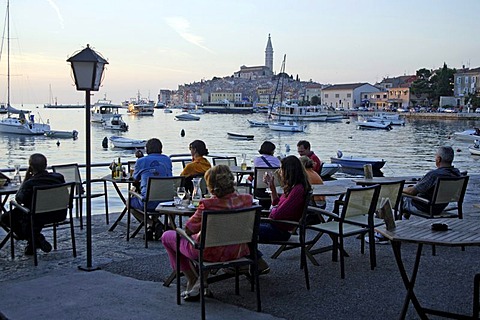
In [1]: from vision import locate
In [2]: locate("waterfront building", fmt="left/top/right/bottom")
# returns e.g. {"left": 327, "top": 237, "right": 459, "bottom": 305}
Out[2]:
{"left": 454, "top": 67, "right": 480, "bottom": 106}
{"left": 304, "top": 83, "right": 323, "bottom": 104}
{"left": 322, "top": 83, "right": 381, "bottom": 109}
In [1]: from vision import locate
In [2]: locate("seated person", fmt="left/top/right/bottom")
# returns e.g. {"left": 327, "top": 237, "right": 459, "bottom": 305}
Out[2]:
{"left": 130, "top": 138, "right": 172, "bottom": 239}
{"left": 402, "top": 146, "right": 461, "bottom": 218}
{"left": 297, "top": 140, "right": 322, "bottom": 175}
{"left": 0, "top": 153, "right": 65, "bottom": 255}
{"left": 181, "top": 140, "right": 211, "bottom": 193}
{"left": 299, "top": 156, "right": 325, "bottom": 209}
{"left": 161, "top": 165, "right": 253, "bottom": 301}
{"left": 258, "top": 155, "right": 311, "bottom": 272}
{"left": 253, "top": 141, "right": 281, "bottom": 168}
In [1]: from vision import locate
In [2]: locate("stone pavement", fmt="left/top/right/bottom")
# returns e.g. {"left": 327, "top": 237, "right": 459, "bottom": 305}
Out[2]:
{"left": 1, "top": 175, "right": 480, "bottom": 319}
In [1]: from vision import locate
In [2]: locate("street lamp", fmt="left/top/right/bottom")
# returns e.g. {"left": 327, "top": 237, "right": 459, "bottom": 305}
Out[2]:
{"left": 67, "top": 44, "right": 108, "bottom": 271}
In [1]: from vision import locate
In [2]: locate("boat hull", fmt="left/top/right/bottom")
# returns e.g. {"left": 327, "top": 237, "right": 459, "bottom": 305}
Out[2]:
{"left": 0, "top": 118, "right": 50, "bottom": 135}
{"left": 469, "top": 147, "right": 480, "bottom": 156}
{"left": 356, "top": 121, "right": 392, "bottom": 130}
{"left": 175, "top": 114, "right": 200, "bottom": 121}
{"left": 330, "top": 156, "right": 386, "bottom": 171}
{"left": 109, "top": 136, "right": 146, "bottom": 149}
{"left": 247, "top": 119, "right": 269, "bottom": 127}
{"left": 44, "top": 130, "right": 78, "bottom": 139}
{"left": 227, "top": 132, "right": 254, "bottom": 140}
{"left": 453, "top": 129, "right": 480, "bottom": 142}
{"left": 268, "top": 122, "right": 306, "bottom": 132}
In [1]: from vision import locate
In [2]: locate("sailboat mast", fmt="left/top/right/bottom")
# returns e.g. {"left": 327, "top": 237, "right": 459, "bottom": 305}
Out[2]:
{"left": 6, "top": 0, "right": 10, "bottom": 112}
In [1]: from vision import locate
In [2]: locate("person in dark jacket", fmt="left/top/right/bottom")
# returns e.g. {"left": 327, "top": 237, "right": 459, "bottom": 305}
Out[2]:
{"left": 0, "top": 153, "right": 65, "bottom": 255}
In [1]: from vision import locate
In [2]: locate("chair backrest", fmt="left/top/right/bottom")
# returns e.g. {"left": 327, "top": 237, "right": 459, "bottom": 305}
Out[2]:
{"left": 377, "top": 180, "right": 405, "bottom": 213}
{"left": 298, "top": 190, "right": 314, "bottom": 225}
{"left": 181, "top": 160, "right": 192, "bottom": 168}
{"left": 199, "top": 206, "right": 261, "bottom": 250}
{"left": 212, "top": 157, "right": 237, "bottom": 167}
{"left": 432, "top": 176, "right": 469, "bottom": 205}
{"left": 51, "top": 164, "right": 82, "bottom": 184}
{"left": 145, "top": 176, "right": 185, "bottom": 202}
{"left": 31, "top": 182, "right": 75, "bottom": 217}
{"left": 341, "top": 184, "right": 381, "bottom": 220}
{"left": 253, "top": 167, "right": 281, "bottom": 198}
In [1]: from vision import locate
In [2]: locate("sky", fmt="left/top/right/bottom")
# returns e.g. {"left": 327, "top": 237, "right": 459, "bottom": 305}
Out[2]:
{"left": 1, "top": 0, "right": 479, "bottom": 105}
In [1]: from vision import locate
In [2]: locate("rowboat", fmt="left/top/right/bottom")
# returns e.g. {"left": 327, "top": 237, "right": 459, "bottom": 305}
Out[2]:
{"left": 109, "top": 136, "right": 146, "bottom": 149}
{"left": 44, "top": 130, "right": 78, "bottom": 139}
{"left": 227, "top": 132, "right": 254, "bottom": 140}
{"left": 247, "top": 119, "right": 269, "bottom": 127}
{"left": 175, "top": 113, "right": 200, "bottom": 121}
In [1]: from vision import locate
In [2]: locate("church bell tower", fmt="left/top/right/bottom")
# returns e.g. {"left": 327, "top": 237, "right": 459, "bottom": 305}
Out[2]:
{"left": 265, "top": 34, "right": 274, "bottom": 72}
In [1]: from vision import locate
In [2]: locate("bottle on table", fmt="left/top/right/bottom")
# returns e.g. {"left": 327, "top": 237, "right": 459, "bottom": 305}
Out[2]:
{"left": 116, "top": 157, "right": 122, "bottom": 179}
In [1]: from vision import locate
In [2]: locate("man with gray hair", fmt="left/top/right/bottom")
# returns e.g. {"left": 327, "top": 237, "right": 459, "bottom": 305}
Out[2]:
{"left": 402, "top": 146, "right": 461, "bottom": 217}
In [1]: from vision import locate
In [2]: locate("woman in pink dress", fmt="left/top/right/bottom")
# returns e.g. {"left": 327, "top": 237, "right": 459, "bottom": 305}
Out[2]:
{"left": 161, "top": 165, "right": 253, "bottom": 300}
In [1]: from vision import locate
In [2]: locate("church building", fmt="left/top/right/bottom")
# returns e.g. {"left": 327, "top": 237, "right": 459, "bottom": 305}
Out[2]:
{"left": 233, "top": 34, "right": 274, "bottom": 79}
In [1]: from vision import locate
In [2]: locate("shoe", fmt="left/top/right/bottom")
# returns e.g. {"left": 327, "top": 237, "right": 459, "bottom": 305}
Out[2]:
{"left": 154, "top": 221, "right": 164, "bottom": 241}
{"left": 36, "top": 234, "right": 52, "bottom": 253}
{"left": 364, "top": 234, "right": 389, "bottom": 245}
{"left": 143, "top": 227, "right": 154, "bottom": 241}
{"left": 183, "top": 283, "right": 201, "bottom": 302}
{"left": 24, "top": 243, "right": 34, "bottom": 256}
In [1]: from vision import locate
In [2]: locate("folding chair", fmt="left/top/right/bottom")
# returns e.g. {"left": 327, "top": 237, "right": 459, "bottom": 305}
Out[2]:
{"left": 52, "top": 163, "right": 109, "bottom": 229}
{"left": 9, "top": 182, "right": 76, "bottom": 266}
{"left": 127, "top": 176, "right": 184, "bottom": 248}
{"left": 175, "top": 206, "right": 262, "bottom": 320}
{"left": 260, "top": 190, "right": 314, "bottom": 289}
{"left": 308, "top": 184, "right": 381, "bottom": 279}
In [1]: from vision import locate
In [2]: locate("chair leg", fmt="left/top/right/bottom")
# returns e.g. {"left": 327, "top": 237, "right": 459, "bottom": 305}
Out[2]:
{"left": 30, "top": 215, "right": 38, "bottom": 266}
{"left": 473, "top": 274, "right": 480, "bottom": 318}
{"left": 53, "top": 224, "right": 58, "bottom": 250}
{"left": 69, "top": 212, "right": 77, "bottom": 257}
{"left": 104, "top": 183, "right": 109, "bottom": 225}
{"left": 368, "top": 230, "right": 376, "bottom": 270}
{"left": 78, "top": 198, "right": 83, "bottom": 230}
{"left": 301, "top": 244, "right": 310, "bottom": 290}
{"left": 200, "top": 266, "right": 206, "bottom": 320}
{"left": 432, "top": 245, "right": 436, "bottom": 256}
{"left": 340, "top": 235, "right": 345, "bottom": 279}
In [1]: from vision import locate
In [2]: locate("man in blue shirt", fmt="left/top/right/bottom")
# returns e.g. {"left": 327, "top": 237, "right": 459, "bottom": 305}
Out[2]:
{"left": 402, "top": 146, "right": 461, "bottom": 217}
{"left": 130, "top": 138, "right": 172, "bottom": 240}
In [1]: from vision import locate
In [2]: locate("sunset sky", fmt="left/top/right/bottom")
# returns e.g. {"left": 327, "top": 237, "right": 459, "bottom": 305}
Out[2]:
{"left": 1, "top": 0, "right": 479, "bottom": 105}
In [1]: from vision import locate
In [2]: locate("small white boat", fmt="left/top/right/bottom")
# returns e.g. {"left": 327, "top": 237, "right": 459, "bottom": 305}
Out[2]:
{"left": 469, "top": 146, "right": 480, "bottom": 156}
{"left": 247, "top": 119, "right": 269, "bottom": 127}
{"left": 109, "top": 136, "right": 146, "bottom": 149}
{"left": 356, "top": 120, "right": 392, "bottom": 131}
{"left": 44, "top": 130, "right": 78, "bottom": 139}
{"left": 369, "top": 113, "right": 405, "bottom": 125}
{"left": 227, "top": 132, "right": 254, "bottom": 140}
{"left": 453, "top": 128, "right": 480, "bottom": 142}
{"left": 175, "top": 113, "right": 200, "bottom": 121}
{"left": 330, "top": 155, "right": 386, "bottom": 171}
{"left": 188, "top": 108, "right": 204, "bottom": 115}
{"left": 325, "top": 114, "right": 343, "bottom": 122}
{"left": 102, "top": 114, "right": 128, "bottom": 131}
{"left": 268, "top": 121, "right": 306, "bottom": 132}
{"left": 320, "top": 163, "right": 341, "bottom": 177}
{"left": 163, "top": 109, "right": 173, "bottom": 113}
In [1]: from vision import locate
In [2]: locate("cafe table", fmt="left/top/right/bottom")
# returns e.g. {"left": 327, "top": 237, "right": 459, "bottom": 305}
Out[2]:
{"left": 353, "top": 176, "right": 418, "bottom": 186}
{"left": 156, "top": 202, "right": 196, "bottom": 287}
{"left": 101, "top": 175, "right": 134, "bottom": 232}
{"left": 229, "top": 165, "right": 254, "bottom": 184}
{"left": 0, "top": 183, "right": 19, "bottom": 252}
{"left": 376, "top": 219, "right": 480, "bottom": 319}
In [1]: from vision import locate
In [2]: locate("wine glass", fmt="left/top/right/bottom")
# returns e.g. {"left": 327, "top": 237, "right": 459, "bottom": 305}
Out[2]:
{"left": 264, "top": 171, "right": 273, "bottom": 193}
{"left": 13, "top": 164, "right": 21, "bottom": 185}
{"left": 176, "top": 187, "right": 186, "bottom": 208}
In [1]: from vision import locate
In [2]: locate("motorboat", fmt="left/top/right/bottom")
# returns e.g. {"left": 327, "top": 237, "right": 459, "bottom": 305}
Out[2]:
{"left": 91, "top": 99, "right": 121, "bottom": 123}
{"left": 453, "top": 128, "right": 480, "bottom": 142}
{"left": 175, "top": 113, "right": 200, "bottom": 121}
{"left": 201, "top": 99, "right": 254, "bottom": 114}
{"left": 102, "top": 114, "right": 128, "bottom": 131}
{"left": 109, "top": 136, "right": 147, "bottom": 149}
{"left": 320, "top": 163, "right": 341, "bottom": 178}
{"left": 325, "top": 113, "right": 343, "bottom": 122}
{"left": 330, "top": 154, "right": 386, "bottom": 171}
{"left": 369, "top": 113, "right": 405, "bottom": 125}
{"left": 270, "top": 102, "right": 328, "bottom": 122}
{"left": 0, "top": 4, "right": 51, "bottom": 136}
{"left": 163, "top": 109, "right": 173, "bottom": 113}
{"left": 469, "top": 146, "right": 480, "bottom": 156}
{"left": 356, "top": 120, "right": 392, "bottom": 131}
{"left": 268, "top": 121, "right": 306, "bottom": 132}
{"left": 227, "top": 132, "right": 254, "bottom": 140}
{"left": 127, "top": 102, "right": 155, "bottom": 116}
{"left": 247, "top": 119, "right": 269, "bottom": 127}
{"left": 44, "top": 130, "right": 78, "bottom": 139}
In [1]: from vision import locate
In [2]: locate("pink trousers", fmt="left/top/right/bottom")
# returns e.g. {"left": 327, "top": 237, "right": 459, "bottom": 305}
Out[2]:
{"left": 161, "top": 230, "right": 199, "bottom": 272}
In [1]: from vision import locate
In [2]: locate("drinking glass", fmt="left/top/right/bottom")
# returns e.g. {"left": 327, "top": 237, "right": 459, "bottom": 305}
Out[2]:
{"left": 13, "top": 164, "right": 21, "bottom": 185}
{"left": 264, "top": 171, "right": 272, "bottom": 193}
{"left": 177, "top": 187, "right": 186, "bottom": 200}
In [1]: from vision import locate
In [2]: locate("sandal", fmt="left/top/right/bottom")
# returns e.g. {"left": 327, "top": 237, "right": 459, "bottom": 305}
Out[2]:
{"left": 183, "top": 286, "right": 200, "bottom": 302}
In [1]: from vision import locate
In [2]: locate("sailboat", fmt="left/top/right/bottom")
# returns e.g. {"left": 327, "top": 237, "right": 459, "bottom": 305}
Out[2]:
{"left": 267, "top": 55, "right": 306, "bottom": 132}
{"left": 0, "top": 0, "right": 51, "bottom": 135}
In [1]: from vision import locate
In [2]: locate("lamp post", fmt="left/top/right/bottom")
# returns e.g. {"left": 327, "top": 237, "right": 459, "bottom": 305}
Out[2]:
{"left": 67, "top": 44, "right": 108, "bottom": 271}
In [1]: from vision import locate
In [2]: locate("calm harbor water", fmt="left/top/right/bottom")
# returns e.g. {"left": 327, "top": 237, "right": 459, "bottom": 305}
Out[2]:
{"left": 1, "top": 106, "right": 479, "bottom": 214}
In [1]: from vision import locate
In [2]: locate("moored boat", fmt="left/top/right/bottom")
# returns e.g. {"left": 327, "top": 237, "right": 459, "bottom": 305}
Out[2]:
{"left": 270, "top": 103, "right": 328, "bottom": 122}
{"left": 356, "top": 120, "right": 392, "bottom": 131}
{"left": 469, "top": 146, "right": 480, "bottom": 156}
{"left": 330, "top": 155, "right": 386, "bottom": 171}
{"left": 91, "top": 99, "right": 121, "bottom": 123}
{"left": 247, "top": 119, "right": 269, "bottom": 127}
{"left": 102, "top": 114, "right": 128, "bottom": 131}
{"left": 453, "top": 128, "right": 480, "bottom": 142}
{"left": 268, "top": 121, "right": 306, "bottom": 132}
{"left": 44, "top": 130, "right": 78, "bottom": 139}
{"left": 227, "top": 132, "right": 254, "bottom": 140}
{"left": 369, "top": 113, "right": 405, "bottom": 125}
{"left": 109, "top": 136, "right": 146, "bottom": 149}
{"left": 201, "top": 100, "right": 254, "bottom": 114}
{"left": 175, "top": 113, "right": 200, "bottom": 121}
{"left": 320, "top": 163, "right": 341, "bottom": 178}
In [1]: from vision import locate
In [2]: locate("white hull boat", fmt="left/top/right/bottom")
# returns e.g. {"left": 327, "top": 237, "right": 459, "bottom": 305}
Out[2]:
{"left": 102, "top": 115, "right": 128, "bottom": 131}
{"left": 270, "top": 103, "right": 328, "bottom": 122}
{"left": 325, "top": 114, "right": 343, "bottom": 122}
{"left": 91, "top": 99, "right": 121, "bottom": 123}
{"left": 247, "top": 119, "right": 269, "bottom": 127}
{"left": 369, "top": 113, "right": 405, "bottom": 125}
{"left": 268, "top": 121, "right": 306, "bottom": 132}
{"left": 227, "top": 132, "right": 254, "bottom": 140}
{"left": 356, "top": 120, "right": 392, "bottom": 130}
{"left": 44, "top": 130, "right": 78, "bottom": 139}
{"left": 469, "top": 146, "right": 480, "bottom": 156}
{"left": 0, "top": 116, "right": 50, "bottom": 135}
{"left": 453, "top": 129, "right": 480, "bottom": 142}
{"left": 109, "top": 136, "right": 146, "bottom": 149}
{"left": 175, "top": 113, "right": 200, "bottom": 121}
{"left": 128, "top": 103, "right": 155, "bottom": 116}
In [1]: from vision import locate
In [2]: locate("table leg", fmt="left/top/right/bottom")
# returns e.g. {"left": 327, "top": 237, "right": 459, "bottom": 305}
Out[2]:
{"left": 391, "top": 242, "right": 428, "bottom": 320}
{"left": 107, "top": 181, "right": 128, "bottom": 232}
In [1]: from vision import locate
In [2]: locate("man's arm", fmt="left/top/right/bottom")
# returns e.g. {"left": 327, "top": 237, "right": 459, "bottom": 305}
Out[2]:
{"left": 403, "top": 185, "right": 418, "bottom": 196}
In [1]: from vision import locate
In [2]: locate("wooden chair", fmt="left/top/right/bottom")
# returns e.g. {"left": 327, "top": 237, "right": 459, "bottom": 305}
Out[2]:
{"left": 52, "top": 163, "right": 109, "bottom": 229}
{"left": 127, "top": 176, "right": 184, "bottom": 248}
{"left": 9, "top": 182, "right": 76, "bottom": 266}
{"left": 175, "top": 206, "right": 262, "bottom": 320}
{"left": 260, "top": 190, "right": 314, "bottom": 289}
{"left": 308, "top": 184, "right": 381, "bottom": 279}
{"left": 401, "top": 175, "right": 469, "bottom": 219}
